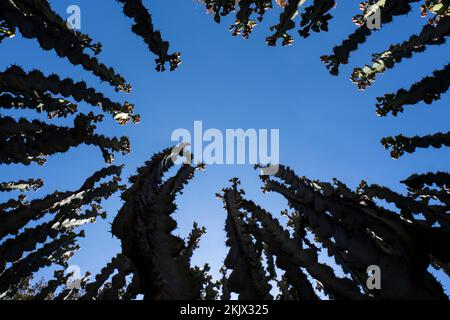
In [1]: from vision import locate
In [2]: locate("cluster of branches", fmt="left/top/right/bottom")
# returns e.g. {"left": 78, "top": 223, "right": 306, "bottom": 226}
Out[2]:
{"left": 199, "top": 0, "right": 450, "bottom": 159}
{"left": 0, "top": 0, "right": 181, "bottom": 88}
{"left": 249, "top": 165, "right": 449, "bottom": 299}
{"left": 198, "top": 0, "right": 336, "bottom": 44}
{"left": 0, "top": 166, "right": 124, "bottom": 299}
{"left": 79, "top": 149, "right": 449, "bottom": 300}
{"left": 0, "top": 0, "right": 130, "bottom": 92}
{"left": 0, "top": 64, "right": 137, "bottom": 165}
{"left": 342, "top": 1, "right": 450, "bottom": 159}
{"left": 0, "top": 0, "right": 148, "bottom": 171}
{"left": 0, "top": 0, "right": 181, "bottom": 298}
{"left": 77, "top": 148, "right": 213, "bottom": 300}
{"left": 2, "top": 143, "right": 448, "bottom": 300}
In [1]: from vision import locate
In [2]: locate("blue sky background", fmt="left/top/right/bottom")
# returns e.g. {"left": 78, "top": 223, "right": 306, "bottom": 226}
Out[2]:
{"left": 1, "top": 0, "right": 449, "bottom": 295}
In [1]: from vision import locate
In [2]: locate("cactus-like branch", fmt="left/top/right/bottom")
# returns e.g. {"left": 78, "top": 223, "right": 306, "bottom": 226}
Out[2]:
{"left": 0, "top": 231, "right": 82, "bottom": 294}
{"left": 402, "top": 171, "right": 450, "bottom": 190}
{"left": 0, "top": 113, "right": 131, "bottom": 165}
{"left": 322, "top": 0, "right": 421, "bottom": 75}
{"left": 0, "top": 66, "right": 138, "bottom": 124}
{"left": 116, "top": 0, "right": 181, "bottom": 72}
{"left": 298, "top": 0, "right": 335, "bottom": 38}
{"left": 376, "top": 63, "right": 450, "bottom": 116}
{"left": 0, "top": 165, "right": 123, "bottom": 239}
{"left": 266, "top": 0, "right": 302, "bottom": 46}
{"left": 221, "top": 182, "right": 273, "bottom": 300}
{"left": 17, "top": 0, "right": 102, "bottom": 54}
{"left": 0, "top": 205, "right": 108, "bottom": 273}
{"left": 0, "top": 93, "right": 78, "bottom": 119}
{"left": 180, "top": 222, "right": 207, "bottom": 265}
{"left": 80, "top": 254, "right": 123, "bottom": 300}
{"left": 230, "top": 0, "right": 256, "bottom": 39}
{"left": 95, "top": 254, "right": 135, "bottom": 300}
{"left": 34, "top": 270, "right": 71, "bottom": 300}
{"left": 358, "top": 181, "right": 449, "bottom": 229}
{"left": 111, "top": 147, "right": 202, "bottom": 300}
{"left": 202, "top": 0, "right": 237, "bottom": 23}
{"left": 352, "top": 16, "right": 450, "bottom": 90}
{"left": 381, "top": 131, "right": 450, "bottom": 159}
{"left": 401, "top": 172, "right": 449, "bottom": 209}
{"left": 201, "top": 0, "right": 335, "bottom": 44}
{"left": 0, "top": 0, "right": 130, "bottom": 92}
{"left": 261, "top": 165, "right": 448, "bottom": 299}
{"left": 0, "top": 179, "right": 43, "bottom": 192}
{"left": 421, "top": 0, "right": 450, "bottom": 24}
{"left": 241, "top": 197, "right": 367, "bottom": 299}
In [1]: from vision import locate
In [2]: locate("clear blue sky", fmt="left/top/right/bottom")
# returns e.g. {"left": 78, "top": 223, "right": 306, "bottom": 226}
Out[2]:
{"left": 1, "top": 0, "right": 449, "bottom": 294}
